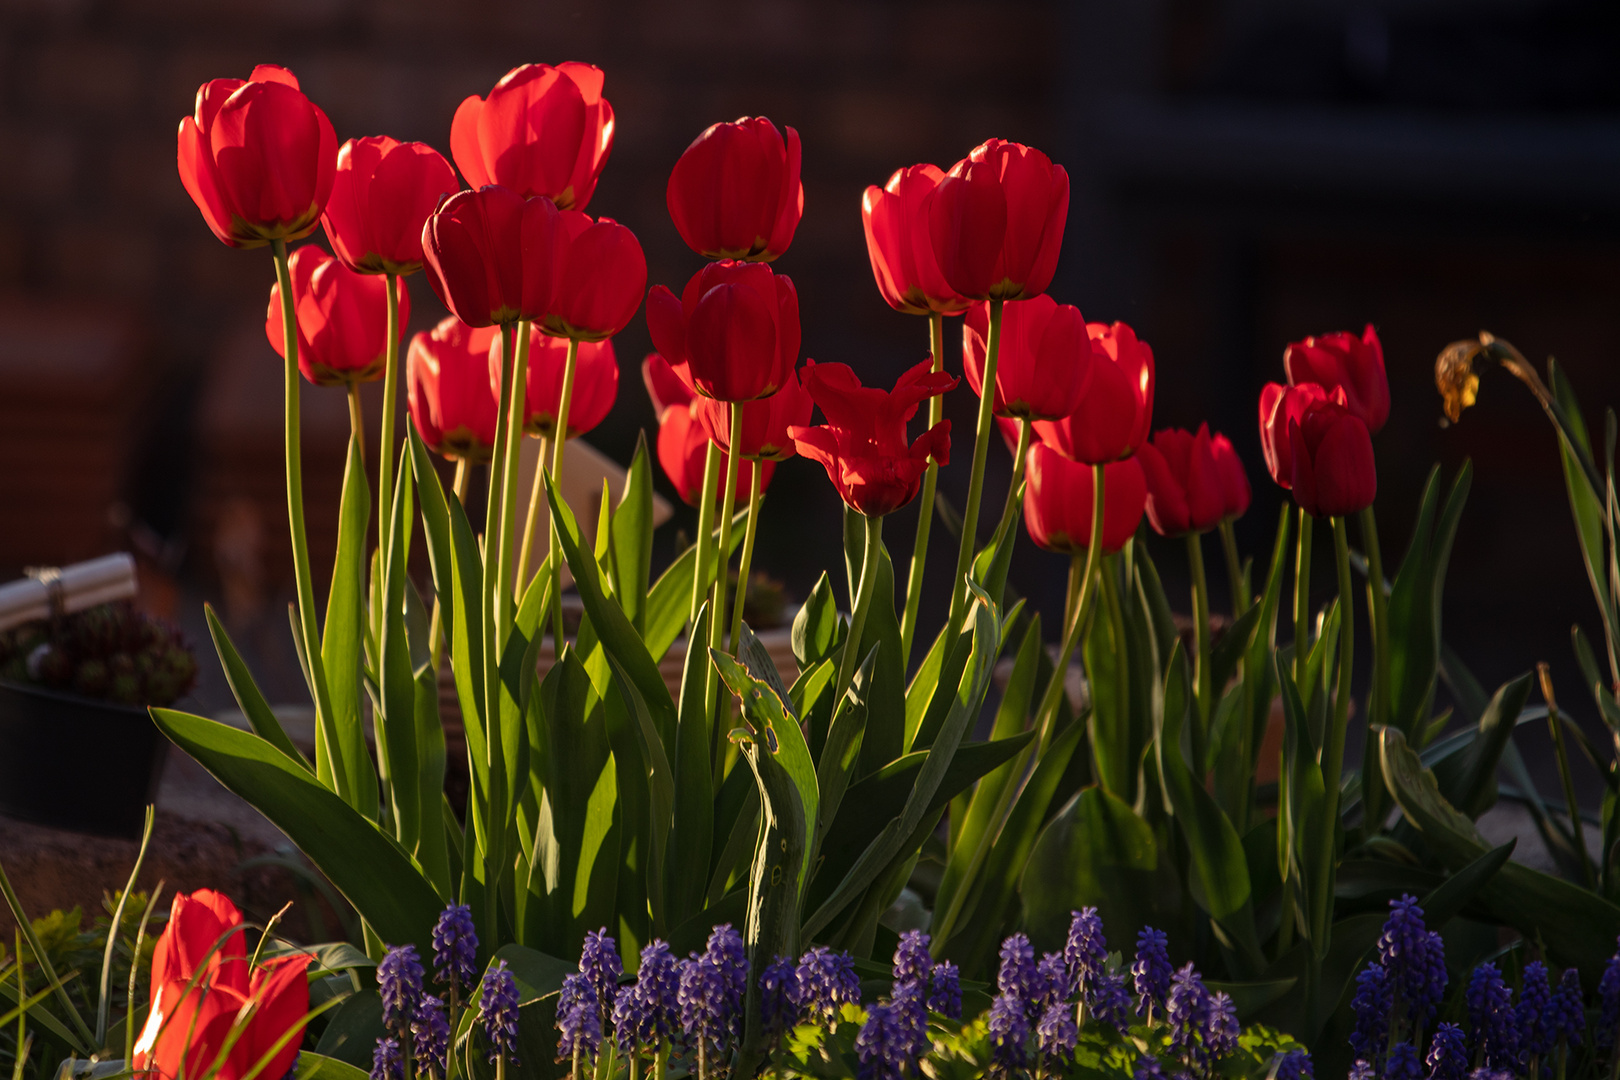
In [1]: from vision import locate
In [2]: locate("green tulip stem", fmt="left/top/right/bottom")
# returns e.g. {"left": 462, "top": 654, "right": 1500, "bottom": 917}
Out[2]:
{"left": 900, "top": 310, "right": 946, "bottom": 666}
{"left": 690, "top": 442, "right": 721, "bottom": 629}
{"left": 711, "top": 404, "right": 745, "bottom": 662}
{"left": 487, "top": 324, "right": 516, "bottom": 549}
{"left": 1360, "top": 504, "right": 1390, "bottom": 730}
{"left": 1187, "top": 530, "right": 1213, "bottom": 765}
{"left": 833, "top": 512, "right": 885, "bottom": 712}
{"left": 345, "top": 383, "right": 367, "bottom": 469}
{"left": 426, "top": 459, "right": 470, "bottom": 743}
{"left": 546, "top": 336, "right": 580, "bottom": 644}
{"left": 1219, "top": 517, "right": 1249, "bottom": 615}
{"left": 269, "top": 239, "right": 331, "bottom": 773}
{"left": 517, "top": 433, "right": 550, "bottom": 599}
{"left": 1317, "top": 514, "right": 1356, "bottom": 942}
{"left": 378, "top": 273, "right": 400, "bottom": 555}
{"left": 493, "top": 321, "right": 533, "bottom": 642}
{"left": 729, "top": 462, "right": 764, "bottom": 653}
{"left": 1293, "top": 508, "right": 1314, "bottom": 691}
{"left": 990, "top": 417, "right": 1033, "bottom": 546}
{"left": 1032, "top": 464, "right": 1107, "bottom": 755}
{"left": 947, "top": 298, "right": 1002, "bottom": 637}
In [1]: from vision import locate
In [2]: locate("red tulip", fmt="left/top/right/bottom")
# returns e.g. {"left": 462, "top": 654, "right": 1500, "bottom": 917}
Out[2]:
{"left": 1023, "top": 443, "right": 1146, "bottom": 555}
{"left": 963, "top": 296, "right": 1092, "bottom": 421}
{"left": 490, "top": 325, "right": 618, "bottom": 439}
{"left": 1210, "top": 431, "right": 1250, "bottom": 520}
{"left": 1284, "top": 323, "right": 1389, "bottom": 435}
{"left": 541, "top": 211, "right": 646, "bottom": 341}
{"left": 788, "top": 359, "right": 957, "bottom": 517}
{"left": 1136, "top": 425, "right": 1227, "bottom": 537}
{"left": 133, "top": 889, "right": 314, "bottom": 1080}
{"left": 321, "top": 136, "right": 459, "bottom": 276}
{"left": 861, "top": 164, "right": 970, "bottom": 317}
{"left": 926, "top": 138, "right": 1068, "bottom": 302}
{"left": 421, "top": 186, "right": 560, "bottom": 327}
{"left": 1258, "top": 382, "right": 1377, "bottom": 517}
{"left": 666, "top": 117, "right": 802, "bottom": 262}
{"left": 655, "top": 393, "right": 774, "bottom": 507}
{"left": 1032, "top": 320, "right": 1154, "bottom": 464}
{"left": 646, "top": 261, "right": 799, "bottom": 403}
{"left": 449, "top": 62, "right": 614, "bottom": 211}
{"left": 266, "top": 245, "right": 410, "bottom": 386}
{"left": 407, "top": 317, "right": 501, "bottom": 462}
{"left": 177, "top": 65, "right": 337, "bottom": 249}
{"left": 694, "top": 365, "right": 814, "bottom": 461}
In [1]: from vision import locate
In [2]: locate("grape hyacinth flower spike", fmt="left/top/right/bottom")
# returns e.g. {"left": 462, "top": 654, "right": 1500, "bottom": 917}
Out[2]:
{"left": 856, "top": 1000, "right": 923, "bottom": 1080}
{"left": 1375, "top": 894, "right": 1447, "bottom": 1043}
{"left": 557, "top": 973, "right": 603, "bottom": 1080}
{"left": 370, "top": 1038, "right": 403, "bottom": 1080}
{"left": 1466, "top": 962, "right": 1519, "bottom": 1071}
{"left": 613, "top": 940, "right": 681, "bottom": 1068}
{"left": 431, "top": 903, "right": 478, "bottom": 1000}
{"left": 795, "top": 946, "right": 861, "bottom": 1025}
{"left": 1425, "top": 1022, "right": 1467, "bottom": 1080}
{"left": 379, "top": 944, "right": 426, "bottom": 1036}
{"left": 480, "top": 959, "right": 522, "bottom": 1071}
{"left": 1035, "top": 1001, "right": 1078, "bottom": 1065}
{"left": 1348, "top": 963, "right": 1392, "bottom": 1068}
{"left": 1601, "top": 935, "right": 1620, "bottom": 1050}
{"left": 411, "top": 996, "right": 450, "bottom": 1080}
{"left": 1272, "top": 1047, "right": 1313, "bottom": 1080}
{"left": 579, "top": 927, "right": 625, "bottom": 1027}
{"left": 891, "top": 930, "right": 933, "bottom": 993}
{"left": 758, "top": 956, "right": 800, "bottom": 1048}
{"left": 1133, "top": 927, "right": 1173, "bottom": 1022}
{"left": 928, "top": 961, "right": 961, "bottom": 1019}
{"left": 997, "top": 933, "right": 1039, "bottom": 1004}
{"left": 986, "top": 991, "right": 1031, "bottom": 1077}
{"left": 1065, "top": 907, "right": 1108, "bottom": 998}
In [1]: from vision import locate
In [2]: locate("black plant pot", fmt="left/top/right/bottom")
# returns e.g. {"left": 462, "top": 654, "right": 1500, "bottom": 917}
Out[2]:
{"left": 0, "top": 679, "right": 167, "bottom": 838}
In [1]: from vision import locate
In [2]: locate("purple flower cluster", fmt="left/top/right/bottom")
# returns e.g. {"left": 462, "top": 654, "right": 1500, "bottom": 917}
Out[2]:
{"left": 1601, "top": 935, "right": 1620, "bottom": 1048}
{"left": 1166, "top": 963, "right": 1239, "bottom": 1075}
{"left": 410, "top": 996, "right": 450, "bottom": 1080}
{"left": 797, "top": 945, "right": 861, "bottom": 1023}
{"left": 373, "top": 905, "right": 493, "bottom": 1080}
{"left": 430, "top": 903, "right": 478, "bottom": 996}
{"left": 1349, "top": 962, "right": 1392, "bottom": 1067}
{"left": 612, "top": 940, "right": 681, "bottom": 1057}
{"left": 928, "top": 961, "right": 961, "bottom": 1019}
{"left": 1425, "top": 1022, "right": 1467, "bottom": 1080}
{"left": 578, "top": 928, "right": 624, "bottom": 1025}
{"left": 986, "top": 991, "right": 1030, "bottom": 1075}
{"left": 1376, "top": 895, "right": 1447, "bottom": 1030}
{"left": 480, "top": 959, "right": 522, "bottom": 1066}
{"left": 1466, "top": 962, "right": 1519, "bottom": 1071}
{"left": 1132, "top": 927, "right": 1173, "bottom": 1020}
{"left": 1065, "top": 908, "right": 1108, "bottom": 996}
{"left": 378, "top": 944, "right": 425, "bottom": 1033}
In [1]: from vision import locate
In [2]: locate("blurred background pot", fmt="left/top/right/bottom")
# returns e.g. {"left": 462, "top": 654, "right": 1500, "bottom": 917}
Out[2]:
{"left": 0, "top": 678, "right": 167, "bottom": 838}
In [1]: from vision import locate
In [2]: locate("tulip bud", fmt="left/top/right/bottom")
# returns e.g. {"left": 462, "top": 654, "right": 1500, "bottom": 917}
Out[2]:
{"left": 322, "top": 136, "right": 459, "bottom": 276}
{"left": 667, "top": 116, "right": 803, "bottom": 262}
{"left": 1209, "top": 432, "right": 1251, "bottom": 521}
{"left": 646, "top": 261, "right": 800, "bottom": 403}
{"left": 489, "top": 326, "right": 618, "bottom": 440}
{"left": 421, "top": 186, "right": 561, "bottom": 328}
{"left": 694, "top": 365, "right": 814, "bottom": 462}
{"left": 963, "top": 296, "right": 1092, "bottom": 421}
{"left": 926, "top": 138, "right": 1068, "bottom": 302}
{"left": 1258, "top": 382, "right": 1377, "bottom": 517}
{"left": 540, "top": 212, "right": 647, "bottom": 342}
{"left": 407, "top": 317, "right": 501, "bottom": 462}
{"left": 861, "top": 164, "right": 970, "bottom": 317}
{"left": 1022, "top": 444, "right": 1146, "bottom": 555}
{"left": 450, "top": 62, "right": 614, "bottom": 211}
{"left": 266, "top": 246, "right": 409, "bottom": 386}
{"left": 1284, "top": 324, "right": 1388, "bottom": 435}
{"left": 177, "top": 65, "right": 337, "bottom": 249}
{"left": 1137, "top": 425, "right": 1227, "bottom": 537}
{"left": 1032, "top": 320, "right": 1155, "bottom": 465}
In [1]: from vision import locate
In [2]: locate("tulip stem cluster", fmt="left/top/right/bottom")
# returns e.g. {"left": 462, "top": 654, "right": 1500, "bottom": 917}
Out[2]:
{"left": 1313, "top": 514, "right": 1357, "bottom": 944}
{"left": 899, "top": 311, "right": 948, "bottom": 666}
{"left": 1293, "top": 510, "right": 1314, "bottom": 692}
{"left": 494, "top": 321, "right": 535, "bottom": 641}
{"left": 833, "top": 514, "right": 885, "bottom": 715}
{"left": 710, "top": 404, "right": 746, "bottom": 664}
{"left": 947, "top": 299, "right": 1004, "bottom": 637}
{"left": 546, "top": 336, "right": 581, "bottom": 640}
{"left": 377, "top": 273, "right": 402, "bottom": 554}
{"left": 347, "top": 384, "right": 368, "bottom": 467}
{"left": 1186, "top": 531, "right": 1213, "bottom": 761}
{"left": 690, "top": 444, "right": 721, "bottom": 631}
{"left": 1219, "top": 519, "right": 1249, "bottom": 615}
{"left": 517, "top": 434, "right": 550, "bottom": 596}
{"left": 729, "top": 467, "right": 764, "bottom": 654}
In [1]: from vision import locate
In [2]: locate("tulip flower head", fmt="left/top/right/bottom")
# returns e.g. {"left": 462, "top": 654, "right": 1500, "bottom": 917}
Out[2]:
{"left": 694, "top": 364, "right": 814, "bottom": 462}
{"left": 789, "top": 360, "right": 958, "bottom": 518}
{"left": 667, "top": 116, "right": 803, "bottom": 263}
{"left": 421, "top": 185, "right": 561, "bottom": 328}
{"left": 1258, "top": 382, "right": 1377, "bottom": 518}
{"left": 926, "top": 138, "right": 1069, "bottom": 302}
{"left": 1032, "top": 320, "right": 1155, "bottom": 465}
{"left": 1209, "top": 432, "right": 1251, "bottom": 521}
{"left": 407, "top": 317, "right": 501, "bottom": 462}
{"left": 646, "top": 260, "right": 800, "bottom": 403}
{"left": 1284, "top": 323, "right": 1388, "bottom": 435}
{"left": 490, "top": 326, "right": 618, "bottom": 440}
{"left": 862, "top": 164, "right": 971, "bottom": 316}
{"left": 133, "top": 889, "right": 314, "bottom": 1080}
{"left": 647, "top": 354, "right": 774, "bottom": 508}
{"left": 322, "top": 136, "right": 459, "bottom": 276}
{"left": 1022, "top": 443, "right": 1147, "bottom": 555}
{"left": 450, "top": 62, "right": 614, "bottom": 211}
{"left": 266, "top": 246, "right": 410, "bottom": 386}
{"left": 177, "top": 65, "right": 337, "bottom": 249}
{"left": 1137, "top": 425, "right": 1228, "bottom": 537}
{"left": 540, "top": 211, "right": 647, "bottom": 342}
{"left": 963, "top": 296, "right": 1093, "bottom": 421}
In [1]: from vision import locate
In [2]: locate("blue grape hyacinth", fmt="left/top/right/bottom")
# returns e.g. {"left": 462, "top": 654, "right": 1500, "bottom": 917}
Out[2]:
{"left": 1035, "top": 1001, "right": 1078, "bottom": 1062}
{"left": 1465, "top": 962, "right": 1519, "bottom": 1071}
{"left": 1064, "top": 907, "right": 1108, "bottom": 994}
{"left": 796, "top": 946, "right": 861, "bottom": 1024}
{"left": 1548, "top": 966, "right": 1585, "bottom": 1049}
{"left": 997, "top": 933, "right": 1039, "bottom": 1003}
{"left": 1425, "top": 1021, "right": 1468, "bottom": 1080}
{"left": 410, "top": 995, "right": 450, "bottom": 1080}
{"left": 986, "top": 992, "right": 1030, "bottom": 1075}
{"left": 679, "top": 953, "right": 738, "bottom": 1066}
{"left": 892, "top": 930, "right": 933, "bottom": 992}
{"left": 480, "top": 959, "right": 522, "bottom": 1066}
{"left": 378, "top": 944, "right": 425, "bottom": 1034}
{"left": 855, "top": 1001, "right": 914, "bottom": 1080}
{"left": 1348, "top": 963, "right": 1392, "bottom": 1066}
{"left": 759, "top": 956, "right": 800, "bottom": 1040}
{"left": 1517, "top": 961, "right": 1554, "bottom": 1058}
{"left": 1133, "top": 927, "right": 1173, "bottom": 1020}
{"left": 927, "top": 960, "right": 961, "bottom": 1019}
{"left": 578, "top": 928, "right": 624, "bottom": 1025}
{"left": 1383, "top": 1041, "right": 1421, "bottom": 1080}
{"left": 369, "top": 1038, "right": 402, "bottom": 1080}
{"left": 1272, "top": 1047, "right": 1313, "bottom": 1080}
{"left": 1375, "top": 895, "right": 1446, "bottom": 1029}
{"left": 612, "top": 940, "right": 681, "bottom": 1058}
{"left": 1088, "top": 971, "right": 1133, "bottom": 1033}
{"left": 1036, "top": 951, "right": 1073, "bottom": 1007}
{"left": 430, "top": 903, "right": 477, "bottom": 995}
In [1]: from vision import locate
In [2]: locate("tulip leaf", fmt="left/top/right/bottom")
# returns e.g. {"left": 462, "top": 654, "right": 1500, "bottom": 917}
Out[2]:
{"left": 490, "top": 944, "right": 574, "bottom": 1005}
{"left": 812, "top": 645, "right": 877, "bottom": 859}
{"left": 644, "top": 507, "right": 749, "bottom": 663}
{"left": 311, "top": 990, "right": 384, "bottom": 1069}
{"left": 378, "top": 447, "right": 420, "bottom": 852}
{"left": 204, "top": 604, "right": 309, "bottom": 771}
{"left": 610, "top": 434, "right": 655, "bottom": 636}
{"left": 445, "top": 483, "right": 489, "bottom": 843}
{"left": 319, "top": 434, "right": 376, "bottom": 815}
{"left": 1387, "top": 462, "right": 1472, "bottom": 740}
{"left": 291, "top": 1051, "right": 370, "bottom": 1080}
{"left": 667, "top": 604, "right": 715, "bottom": 929}
{"left": 1429, "top": 671, "right": 1533, "bottom": 820}
{"left": 792, "top": 571, "right": 845, "bottom": 670}
{"left": 150, "top": 709, "right": 441, "bottom": 957}
{"left": 1380, "top": 726, "right": 1620, "bottom": 980}
{"left": 842, "top": 507, "right": 907, "bottom": 775}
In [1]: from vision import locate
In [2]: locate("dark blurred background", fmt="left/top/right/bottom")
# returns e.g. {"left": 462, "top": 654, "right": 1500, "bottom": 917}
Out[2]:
{"left": 2, "top": 0, "right": 1618, "bottom": 794}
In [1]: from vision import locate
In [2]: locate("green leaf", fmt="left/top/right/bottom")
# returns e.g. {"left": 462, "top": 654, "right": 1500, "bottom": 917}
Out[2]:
{"left": 1380, "top": 726, "right": 1620, "bottom": 980}
{"left": 321, "top": 433, "right": 377, "bottom": 817}
{"left": 312, "top": 990, "right": 384, "bottom": 1069}
{"left": 492, "top": 943, "right": 574, "bottom": 1004}
{"left": 812, "top": 646, "right": 876, "bottom": 856}
{"left": 291, "top": 1052, "right": 370, "bottom": 1080}
{"left": 151, "top": 710, "right": 441, "bottom": 956}
{"left": 843, "top": 507, "right": 907, "bottom": 775}
{"left": 204, "top": 605, "right": 309, "bottom": 770}
{"left": 1209, "top": 599, "right": 1264, "bottom": 702}
{"left": 610, "top": 433, "right": 655, "bottom": 636}
{"left": 444, "top": 486, "right": 489, "bottom": 844}
{"left": 644, "top": 507, "right": 749, "bottom": 663}
{"left": 1430, "top": 671, "right": 1533, "bottom": 819}
{"left": 791, "top": 571, "right": 845, "bottom": 670}
{"left": 668, "top": 604, "right": 715, "bottom": 929}
{"left": 605, "top": 651, "right": 677, "bottom": 933}
{"left": 407, "top": 421, "right": 456, "bottom": 650}
{"left": 1387, "top": 462, "right": 1472, "bottom": 738}
{"left": 378, "top": 447, "right": 421, "bottom": 851}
